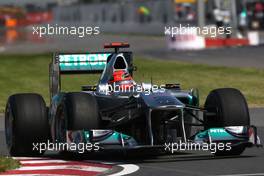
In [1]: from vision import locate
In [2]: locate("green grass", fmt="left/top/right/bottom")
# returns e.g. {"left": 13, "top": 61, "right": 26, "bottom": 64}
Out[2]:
{"left": 0, "top": 54, "right": 264, "bottom": 112}
{"left": 0, "top": 157, "right": 20, "bottom": 172}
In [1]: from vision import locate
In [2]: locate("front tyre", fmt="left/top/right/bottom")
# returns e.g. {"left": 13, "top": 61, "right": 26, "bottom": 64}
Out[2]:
{"left": 65, "top": 93, "right": 100, "bottom": 130}
{"left": 204, "top": 88, "right": 250, "bottom": 156}
{"left": 5, "top": 94, "right": 49, "bottom": 156}
{"left": 55, "top": 92, "right": 100, "bottom": 143}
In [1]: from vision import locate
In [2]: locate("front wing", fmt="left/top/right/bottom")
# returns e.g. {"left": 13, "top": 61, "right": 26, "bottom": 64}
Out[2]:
{"left": 65, "top": 126, "right": 261, "bottom": 152}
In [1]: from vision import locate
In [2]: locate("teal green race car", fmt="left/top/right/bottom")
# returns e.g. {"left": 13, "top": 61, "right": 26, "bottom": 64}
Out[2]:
{"left": 5, "top": 42, "right": 261, "bottom": 156}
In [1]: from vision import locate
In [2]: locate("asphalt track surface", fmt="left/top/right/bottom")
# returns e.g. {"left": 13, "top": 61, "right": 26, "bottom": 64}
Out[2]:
{"left": 1, "top": 108, "right": 264, "bottom": 176}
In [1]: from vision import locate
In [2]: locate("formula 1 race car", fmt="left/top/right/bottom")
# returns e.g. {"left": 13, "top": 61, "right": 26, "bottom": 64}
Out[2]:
{"left": 5, "top": 42, "right": 261, "bottom": 156}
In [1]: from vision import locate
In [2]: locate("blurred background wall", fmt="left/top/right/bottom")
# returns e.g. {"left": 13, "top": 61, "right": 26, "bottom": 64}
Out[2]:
{"left": 0, "top": 0, "right": 263, "bottom": 45}
{"left": 54, "top": 0, "right": 181, "bottom": 35}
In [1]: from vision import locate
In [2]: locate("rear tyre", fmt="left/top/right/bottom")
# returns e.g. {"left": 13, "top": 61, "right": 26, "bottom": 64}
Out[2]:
{"left": 204, "top": 88, "right": 250, "bottom": 156}
{"left": 5, "top": 94, "right": 49, "bottom": 156}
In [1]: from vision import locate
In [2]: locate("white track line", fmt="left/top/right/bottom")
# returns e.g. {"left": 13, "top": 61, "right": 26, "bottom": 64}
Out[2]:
{"left": 19, "top": 160, "right": 69, "bottom": 164}
{"left": 15, "top": 165, "right": 108, "bottom": 172}
{"left": 12, "top": 157, "right": 47, "bottom": 160}
{"left": 108, "top": 164, "right": 140, "bottom": 176}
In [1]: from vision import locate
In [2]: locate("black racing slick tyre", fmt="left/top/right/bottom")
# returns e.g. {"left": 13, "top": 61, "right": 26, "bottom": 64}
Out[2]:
{"left": 65, "top": 92, "right": 100, "bottom": 130}
{"left": 5, "top": 94, "right": 49, "bottom": 156}
{"left": 204, "top": 88, "right": 250, "bottom": 127}
{"left": 204, "top": 88, "right": 250, "bottom": 156}
{"left": 56, "top": 92, "right": 100, "bottom": 142}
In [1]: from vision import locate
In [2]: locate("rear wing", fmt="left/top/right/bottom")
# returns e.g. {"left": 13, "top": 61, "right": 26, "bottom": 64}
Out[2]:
{"left": 59, "top": 53, "right": 111, "bottom": 74}
{"left": 49, "top": 52, "right": 133, "bottom": 100}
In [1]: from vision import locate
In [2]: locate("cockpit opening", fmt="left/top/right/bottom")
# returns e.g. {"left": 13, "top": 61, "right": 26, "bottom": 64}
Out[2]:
{"left": 114, "top": 56, "right": 127, "bottom": 69}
